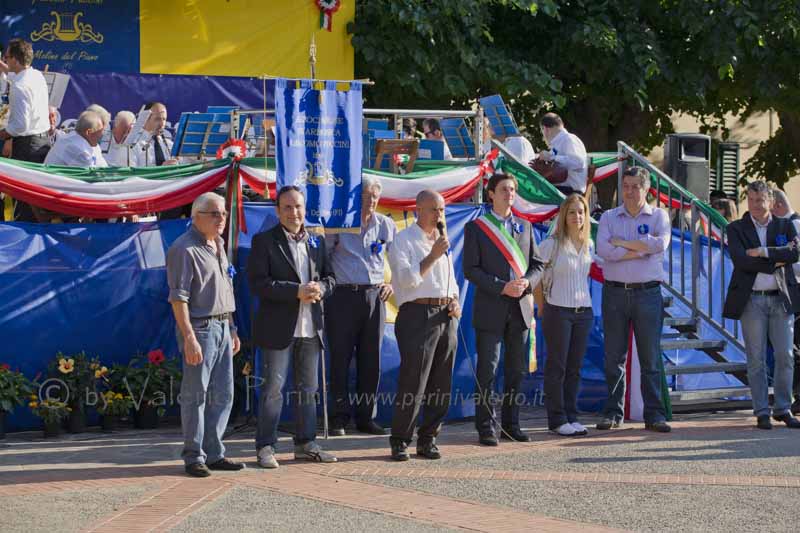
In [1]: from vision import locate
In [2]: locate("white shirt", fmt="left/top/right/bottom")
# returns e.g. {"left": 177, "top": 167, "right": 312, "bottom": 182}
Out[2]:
{"left": 44, "top": 131, "right": 108, "bottom": 168}
{"left": 503, "top": 135, "right": 536, "bottom": 163}
{"left": 4, "top": 67, "right": 50, "bottom": 137}
{"left": 388, "top": 222, "right": 459, "bottom": 307}
{"left": 548, "top": 128, "right": 588, "bottom": 193}
{"left": 283, "top": 228, "right": 315, "bottom": 338}
{"left": 752, "top": 215, "right": 779, "bottom": 291}
{"left": 48, "top": 128, "right": 65, "bottom": 147}
{"left": 136, "top": 134, "right": 174, "bottom": 167}
{"left": 538, "top": 237, "right": 595, "bottom": 308}
{"left": 105, "top": 134, "right": 132, "bottom": 167}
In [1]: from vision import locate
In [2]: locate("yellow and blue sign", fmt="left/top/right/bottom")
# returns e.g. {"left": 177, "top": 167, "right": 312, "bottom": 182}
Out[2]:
{"left": 0, "top": 1, "right": 354, "bottom": 79}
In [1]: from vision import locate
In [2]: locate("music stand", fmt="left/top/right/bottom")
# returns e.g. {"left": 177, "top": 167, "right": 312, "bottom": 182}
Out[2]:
{"left": 440, "top": 118, "right": 475, "bottom": 159}
{"left": 479, "top": 94, "right": 519, "bottom": 140}
{"left": 42, "top": 72, "right": 70, "bottom": 109}
{"left": 172, "top": 112, "right": 232, "bottom": 160}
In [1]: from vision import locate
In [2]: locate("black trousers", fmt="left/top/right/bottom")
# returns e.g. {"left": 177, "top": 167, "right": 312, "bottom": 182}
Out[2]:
{"left": 474, "top": 303, "right": 529, "bottom": 434}
{"left": 325, "top": 285, "right": 385, "bottom": 425}
{"left": 793, "top": 313, "right": 800, "bottom": 398}
{"left": 542, "top": 304, "right": 593, "bottom": 429}
{"left": 390, "top": 302, "right": 457, "bottom": 444}
{"left": 10, "top": 133, "right": 50, "bottom": 222}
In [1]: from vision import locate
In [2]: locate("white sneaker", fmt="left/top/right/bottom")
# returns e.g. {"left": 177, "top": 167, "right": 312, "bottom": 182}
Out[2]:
{"left": 294, "top": 441, "right": 338, "bottom": 463}
{"left": 551, "top": 423, "right": 577, "bottom": 436}
{"left": 256, "top": 445, "right": 279, "bottom": 469}
{"left": 570, "top": 422, "right": 588, "bottom": 435}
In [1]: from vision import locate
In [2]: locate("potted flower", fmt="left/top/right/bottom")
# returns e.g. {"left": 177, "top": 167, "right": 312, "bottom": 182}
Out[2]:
{"left": 125, "top": 349, "right": 181, "bottom": 429}
{"left": 0, "top": 363, "right": 35, "bottom": 439}
{"left": 48, "top": 352, "right": 99, "bottom": 433}
{"left": 97, "top": 390, "right": 134, "bottom": 431}
{"left": 29, "top": 397, "right": 71, "bottom": 438}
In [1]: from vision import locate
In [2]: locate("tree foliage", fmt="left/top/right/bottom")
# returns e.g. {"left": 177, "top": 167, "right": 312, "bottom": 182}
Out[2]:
{"left": 349, "top": 0, "right": 800, "bottom": 188}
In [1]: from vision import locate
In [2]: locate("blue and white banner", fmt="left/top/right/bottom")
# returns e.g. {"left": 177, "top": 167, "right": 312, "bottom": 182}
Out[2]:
{"left": 275, "top": 79, "right": 362, "bottom": 230}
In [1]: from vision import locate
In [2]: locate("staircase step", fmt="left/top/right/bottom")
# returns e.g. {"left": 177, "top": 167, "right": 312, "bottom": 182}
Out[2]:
{"left": 669, "top": 386, "right": 751, "bottom": 402}
{"left": 662, "top": 296, "right": 673, "bottom": 308}
{"left": 661, "top": 332, "right": 687, "bottom": 339}
{"left": 661, "top": 338, "right": 726, "bottom": 351}
{"left": 664, "top": 317, "right": 698, "bottom": 329}
{"left": 664, "top": 362, "right": 748, "bottom": 375}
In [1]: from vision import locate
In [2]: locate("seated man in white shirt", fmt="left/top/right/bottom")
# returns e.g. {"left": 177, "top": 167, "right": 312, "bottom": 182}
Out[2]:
{"left": 45, "top": 110, "right": 108, "bottom": 168}
{"left": 104, "top": 110, "right": 136, "bottom": 167}
{"left": 537, "top": 113, "right": 588, "bottom": 196}
{"left": 422, "top": 118, "right": 453, "bottom": 160}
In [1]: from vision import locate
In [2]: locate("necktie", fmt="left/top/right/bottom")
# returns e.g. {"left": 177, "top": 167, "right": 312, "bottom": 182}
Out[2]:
{"left": 153, "top": 135, "right": 165, "bottom": 166}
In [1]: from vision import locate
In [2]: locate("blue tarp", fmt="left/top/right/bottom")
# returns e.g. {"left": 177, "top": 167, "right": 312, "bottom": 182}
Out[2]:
{"left": 0, "top": 204, "right": 739, "bottom": 432}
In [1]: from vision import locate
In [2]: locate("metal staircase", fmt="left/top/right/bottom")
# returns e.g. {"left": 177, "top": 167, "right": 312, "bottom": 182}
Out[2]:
{"left": 618, "top": 143, "right": 750, "bottom": 412}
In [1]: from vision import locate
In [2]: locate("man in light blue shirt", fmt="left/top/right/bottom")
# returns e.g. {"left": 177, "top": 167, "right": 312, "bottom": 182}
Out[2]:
{"left": 325, "top": 176, "right": 396, "bottom": 436}
{"left": 596, "top": 166, "right": 671, "bottom": 433}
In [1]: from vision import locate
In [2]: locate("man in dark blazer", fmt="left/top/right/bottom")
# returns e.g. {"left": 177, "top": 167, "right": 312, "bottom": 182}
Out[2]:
{"left": 247, "top": 185, "right": 337, "bottom": 468}
{"left": 463, "top": 172, "right": 544, "bottom": 445}
{"left": 723, "top": 180, "right": 800, "bottom": 430}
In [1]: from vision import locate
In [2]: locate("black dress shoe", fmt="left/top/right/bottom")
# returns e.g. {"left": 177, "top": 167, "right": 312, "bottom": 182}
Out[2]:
{"left": 329, "top": 421, "right": 346, "bottom": 437}
{"left": 756, "top": 415, "right": 772, "bottom": 430}
{"left": 207, "top": 458, "right": 245, "bottom": 471}
{"left": 356, "top": 420, "right": 387, "bottom": 435}
{"left": 596, "top": 417, "right": 623, "bottom": 430}
{"left": 773, "top": 413, "right": 800, "bottom": 428}
{"left": 644, "top": 421, "right": 671, "bottom": 433}
{"left": 416, "top": 441, "right": 442, "bottom": 460}
{"left": 478, "top": 433, "right": 498, "bottom": 446}
{"left": 500, "top": 429, "right": 531, "bottom": 442}
{"left": 390, "top": 439, "right": 410, "bottom": 461}
{"left": 790, "top": 398, "right": 800, "bottom": 416}
{"left": 185, "top": 462, "right": 211, "bottom": 477}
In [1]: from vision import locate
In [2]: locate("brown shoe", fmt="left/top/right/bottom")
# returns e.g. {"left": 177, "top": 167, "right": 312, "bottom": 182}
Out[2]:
{"left": 207, "top": 458, "right": 245, "bottom": 471}
{"left": 185, "top": 462, "right": 211, "bottom": 477}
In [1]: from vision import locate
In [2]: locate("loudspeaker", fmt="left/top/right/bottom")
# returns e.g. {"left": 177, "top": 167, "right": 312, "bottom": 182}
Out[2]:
{"left": 663, "top": 134, "right": 711, "bottom": 202}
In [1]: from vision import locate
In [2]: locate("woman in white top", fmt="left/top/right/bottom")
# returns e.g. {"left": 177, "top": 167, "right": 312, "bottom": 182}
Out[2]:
{"left": 539, "top": 193, "right": 595, "bottom": 436}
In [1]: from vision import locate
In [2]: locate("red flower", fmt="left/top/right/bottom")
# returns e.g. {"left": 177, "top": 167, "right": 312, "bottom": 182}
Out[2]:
{"left": 147, "top": 349, "right": 165, "bottom": 366}
{"left": 0, "top": 363, "right": 9, "bottom": 371}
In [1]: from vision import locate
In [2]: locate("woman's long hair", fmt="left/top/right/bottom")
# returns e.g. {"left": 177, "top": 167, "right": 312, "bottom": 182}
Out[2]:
{"left": 552, "top": 193, "right": 591, "bottom": 252}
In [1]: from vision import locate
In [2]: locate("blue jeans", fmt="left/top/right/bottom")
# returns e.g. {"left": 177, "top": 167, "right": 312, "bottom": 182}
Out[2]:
{"left": 601, "top": 284, "right": 666, "bottom": 423}
{"left": 256, "top": 337, "right": 321, "bottom": 451}
{"left": 740, "top": 293, "right": 795, "bottom": 417}
{"left": 178, "top": 318, "right": 234, "bottom": 466}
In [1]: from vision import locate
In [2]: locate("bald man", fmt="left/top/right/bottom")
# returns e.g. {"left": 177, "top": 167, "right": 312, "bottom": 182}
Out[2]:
{"left": 387, "top": 190, "right": 461, "bottom": 461}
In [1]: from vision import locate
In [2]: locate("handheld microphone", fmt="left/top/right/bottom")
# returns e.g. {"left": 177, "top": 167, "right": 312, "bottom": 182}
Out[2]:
{"left": 436, "top": 221, "right": 445, "bottom": 237}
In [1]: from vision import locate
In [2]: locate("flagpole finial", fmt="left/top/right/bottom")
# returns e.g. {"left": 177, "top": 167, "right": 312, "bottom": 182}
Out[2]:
{"left": 309, "top": 34, "right": 317, "bottom": 79}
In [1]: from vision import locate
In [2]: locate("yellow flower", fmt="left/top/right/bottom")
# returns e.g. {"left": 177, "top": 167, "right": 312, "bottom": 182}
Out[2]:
{"left": 90, "top": 363, "right": 99, "bottom": 370}
{"left": 29, "top": 394, "right": 38, "bottom": 400}
{"left": 28, "top": 401, "right": 38, "bottom": 408}
{"left": 115, "top": 393, "right": 123, "bottom": 399}
{"left": 94, "top": 366, "right": 108, "bottom": 379}
{"left": 107, "top": 399, "right": 113, "bottom": 404}
{"left": 58, "top": 358, "right": 75, "bottom": 374}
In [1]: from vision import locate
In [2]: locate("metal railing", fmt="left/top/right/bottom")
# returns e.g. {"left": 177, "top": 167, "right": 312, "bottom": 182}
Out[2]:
{"left": 617, "top": 142, "right": 744, "bottom": 352}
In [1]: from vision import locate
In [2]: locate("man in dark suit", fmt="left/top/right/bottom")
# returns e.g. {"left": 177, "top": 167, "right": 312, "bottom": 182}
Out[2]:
{"left": 247, "top": 185, "right": 337, "bottom": 468}
{"left": 463, "top": 172, "right": 544, "bottom": 445}
{"left": 723, "top": 180, "right": 800, "bottom": 430}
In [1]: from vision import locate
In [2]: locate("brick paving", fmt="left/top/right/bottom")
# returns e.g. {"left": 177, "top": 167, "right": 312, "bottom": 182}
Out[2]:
{"left": 0, "top": 411, "right": 796, "bottom": 532}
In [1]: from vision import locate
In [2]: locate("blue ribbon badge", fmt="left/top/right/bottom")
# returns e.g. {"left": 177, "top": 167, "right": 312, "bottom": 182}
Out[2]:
{"left": 637, "top": 224, "right": 650, "bottom": 235}
{"left": 370, "top": 239, "right": 385, "bottom": 255}
{"left": 513, "top": 222, "right": 524, "bottom": 234}
{"left": 307, "top": 235, "right": 319, "bottom": 249}
{"left": 227, "top": 264, "right": 236, "bottom": 278}
{"left": 776, "top": 234, "right": 788, "bottom": 246}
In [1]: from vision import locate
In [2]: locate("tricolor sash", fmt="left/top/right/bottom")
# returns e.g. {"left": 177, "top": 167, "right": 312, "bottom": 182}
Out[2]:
{"left": 473, "top": 211, "right": 537, "bottom": 372}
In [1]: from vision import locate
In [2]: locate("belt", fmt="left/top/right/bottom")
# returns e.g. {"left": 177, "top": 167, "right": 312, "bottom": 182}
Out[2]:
{"left": 15, "top": 132, "right": 48, "bottom": 139}
{"left": 338, "top": 284, "right": 380, "bottom": 291}
{"left": 411, "top": 297, "right": 452, "bottom": 306}
{"left": 605, "top": 280, "right": 661, "bottom": 290}
{"left": 548, "top": 304, "right": 592, "bottom": 314}
{"left": 752, "top": 290, "right": 780, "bottom": 296}
{"left": 200, "top": 312, "right": 231, "bottom": 321}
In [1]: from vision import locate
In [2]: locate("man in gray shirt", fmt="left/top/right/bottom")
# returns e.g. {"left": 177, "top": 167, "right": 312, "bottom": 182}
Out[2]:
{"left": 325, "top": 177, "right": 396, "bottom": 436}
{"left": 167, "top": 192, "right": 243, "bottom": 478}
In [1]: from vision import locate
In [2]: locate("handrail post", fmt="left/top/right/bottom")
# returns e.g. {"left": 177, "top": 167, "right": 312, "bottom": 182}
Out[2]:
{"left": 616, "top": 141, "right": 627, "bottom": 207}
{"left": 690, "top": 201, "right": 700, "bottom": 318}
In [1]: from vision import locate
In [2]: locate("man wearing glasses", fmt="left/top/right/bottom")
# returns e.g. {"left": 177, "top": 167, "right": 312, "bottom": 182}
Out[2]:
{"left": 167, "top": 192, "right": 244, "bottom": 477}
{"left": 422, "top": 118, "right": 453, "bottom": 160}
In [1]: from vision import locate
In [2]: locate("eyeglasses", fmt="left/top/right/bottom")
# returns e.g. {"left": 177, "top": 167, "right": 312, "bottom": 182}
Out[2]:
{"left": 198, "top": 211, "right": 228, "bottom": 218}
